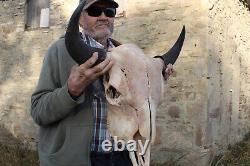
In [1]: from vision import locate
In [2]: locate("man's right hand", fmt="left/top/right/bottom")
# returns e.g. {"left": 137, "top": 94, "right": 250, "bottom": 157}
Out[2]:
{"left": 68, "top": 52, "right": 113, "bottom": 97}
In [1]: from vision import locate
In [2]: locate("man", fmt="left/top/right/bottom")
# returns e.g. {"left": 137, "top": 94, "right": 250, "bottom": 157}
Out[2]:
{"left": 31, "top": 0, "right": 173, "bottom": 166}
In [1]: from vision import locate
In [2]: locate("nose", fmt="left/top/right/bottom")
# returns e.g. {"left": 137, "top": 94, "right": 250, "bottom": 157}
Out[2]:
{"left": 99, "top": 12, "right": 108, "bottom": 19}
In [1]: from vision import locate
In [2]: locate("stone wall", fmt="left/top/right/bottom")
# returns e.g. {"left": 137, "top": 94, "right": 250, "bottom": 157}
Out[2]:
{"left": 0, "top": 0, "right": 250, "bottom": 165}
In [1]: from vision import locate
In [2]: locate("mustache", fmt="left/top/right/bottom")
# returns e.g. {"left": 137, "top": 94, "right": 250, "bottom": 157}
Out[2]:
{"left": 96, "top": 21, "right": 110, "bottom": 26}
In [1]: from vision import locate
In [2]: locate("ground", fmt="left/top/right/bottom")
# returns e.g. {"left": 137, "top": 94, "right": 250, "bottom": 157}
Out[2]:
{"left": 0, "top": 143, "right": 38, "bottom": 166}
{"left": 1, "top": 137, "right": 250, "bottom": 166}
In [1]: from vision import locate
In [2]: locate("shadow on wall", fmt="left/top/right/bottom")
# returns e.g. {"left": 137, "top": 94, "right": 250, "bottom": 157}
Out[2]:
{"left": 0, "top": 30, "right": 30, "bottom": 85}
{"left": 0, "top": 3, "right": 56, "bottom": 144}
{"left": 0, "top": 0, "right": 80, "bottom": 147}
{"left": 0, "top": 25, "right": 39, "bottom": 140}
{"left": 239, "top": 0, "right": 250, "bottom": 9}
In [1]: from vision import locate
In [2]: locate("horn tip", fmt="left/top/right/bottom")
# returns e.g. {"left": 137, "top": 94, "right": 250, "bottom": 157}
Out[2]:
{"left": 182, "top": 25, "right": 186, "bottom": 33}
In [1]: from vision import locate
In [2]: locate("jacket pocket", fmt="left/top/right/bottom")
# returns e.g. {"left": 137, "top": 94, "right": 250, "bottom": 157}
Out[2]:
{"left": 48, "top": 125, "right": 92, "bottom": 165}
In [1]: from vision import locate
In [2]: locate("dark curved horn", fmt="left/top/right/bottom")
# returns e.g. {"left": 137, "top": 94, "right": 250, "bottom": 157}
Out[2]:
{"left": 155, "top": 26, "right": 186, "bottom": 65}
{"left": 65, "top": 1, "right": 106, "bottom": 65}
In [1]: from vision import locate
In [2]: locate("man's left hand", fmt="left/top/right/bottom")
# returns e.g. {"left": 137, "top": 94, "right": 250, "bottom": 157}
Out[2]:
{"left": 163, "top": 64, "right": 174, "bottom": 80}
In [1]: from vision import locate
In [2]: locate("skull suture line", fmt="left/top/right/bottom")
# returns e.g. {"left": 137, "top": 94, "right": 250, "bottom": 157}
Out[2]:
{"left": 65, "top": 2, "right": 185, "bottom": 166}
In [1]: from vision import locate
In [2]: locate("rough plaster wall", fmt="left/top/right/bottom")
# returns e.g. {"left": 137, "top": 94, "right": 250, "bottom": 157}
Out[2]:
{"left": 0, "top": 0, "right": 79, "bottom": 145}
{"left": 0, "top": 0, "right": 250, "bottom": 165}
{"left": 208, "top": 0, "right": 250, "bottom": 153}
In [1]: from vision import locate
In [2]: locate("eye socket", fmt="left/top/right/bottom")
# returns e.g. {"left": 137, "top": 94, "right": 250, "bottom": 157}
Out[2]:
{"left": 107, "top": 85, "right": 121, "bottom": 99}
{"left": 104, "top": 73, "right": 110, "bottom": 82}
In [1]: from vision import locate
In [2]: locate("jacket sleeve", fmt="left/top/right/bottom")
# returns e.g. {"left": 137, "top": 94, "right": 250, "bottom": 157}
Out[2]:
{"left": 30, "top": 41, "right": 85, "bottom": 126}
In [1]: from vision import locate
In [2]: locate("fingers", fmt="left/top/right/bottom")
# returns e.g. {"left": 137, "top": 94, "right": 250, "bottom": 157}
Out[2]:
{"left": 166, "top": 64, "right": 173, "bottom": 73}
{"left": 78, "top": 52, "right": 112, "bottom": 72}
{"left": 67, "top": 53, "right": 113, "bottom": 97}
{"left": 77, "top": 53, "right": 113, "bottom": 78}
{"left": 97, "top": 57, "right": 114, "bottom": 74}
{"left": 92, "top": 54, "right": 113, "bottom": 75}
{"left": 79, "top": 52, "right": 99, "bottom": 69}
{"left": 164, "top": 63, "right": 174, "bottom": 80}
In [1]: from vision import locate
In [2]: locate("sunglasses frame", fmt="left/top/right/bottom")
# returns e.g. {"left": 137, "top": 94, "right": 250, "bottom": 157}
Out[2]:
{"left": 86, "top": 6, "right": 116, "bottom": 18}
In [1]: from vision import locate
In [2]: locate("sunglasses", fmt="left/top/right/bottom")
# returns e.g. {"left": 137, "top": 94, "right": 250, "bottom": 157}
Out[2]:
{"left": 86, "top": 6, "right": 116, "bottom": 18}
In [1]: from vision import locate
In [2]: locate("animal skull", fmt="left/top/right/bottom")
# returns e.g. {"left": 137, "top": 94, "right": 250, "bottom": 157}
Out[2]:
{"left": 103, "top": 44, "right": 165, "bottom": 165}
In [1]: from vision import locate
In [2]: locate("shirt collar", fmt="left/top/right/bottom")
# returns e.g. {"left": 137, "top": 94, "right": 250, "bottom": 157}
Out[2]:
{"left": 81, "top": 33, "right": 115, "bottom": 49}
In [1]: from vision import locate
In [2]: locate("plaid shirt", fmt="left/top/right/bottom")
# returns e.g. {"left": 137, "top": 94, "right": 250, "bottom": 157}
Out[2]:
{"left": 81, "top": 33, "right": 114, "bottom": 152}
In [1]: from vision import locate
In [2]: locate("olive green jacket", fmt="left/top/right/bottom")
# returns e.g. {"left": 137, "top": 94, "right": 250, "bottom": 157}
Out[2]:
{"left": 31, "top": 36, "right": 94, "bottom": 166}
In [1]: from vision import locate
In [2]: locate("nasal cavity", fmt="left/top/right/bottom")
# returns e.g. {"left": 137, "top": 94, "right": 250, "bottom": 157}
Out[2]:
{"left": 107, "top": 85, "right": 121, "bottom": 99}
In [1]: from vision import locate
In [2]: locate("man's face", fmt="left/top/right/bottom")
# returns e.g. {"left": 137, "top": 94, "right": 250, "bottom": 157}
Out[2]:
{"left": 79, "top": 2, "right": 115, "bottom": 41}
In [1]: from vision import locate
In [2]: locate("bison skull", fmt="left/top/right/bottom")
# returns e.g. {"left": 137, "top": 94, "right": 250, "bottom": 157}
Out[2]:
{"left": 103, "top": 44, "right": 164, "bottom": 165}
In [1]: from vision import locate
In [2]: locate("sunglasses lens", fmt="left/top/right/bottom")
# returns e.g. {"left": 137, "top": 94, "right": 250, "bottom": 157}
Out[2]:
{"left": 86, "top": 7, "right": 116, "bottom": 18}
{"left": 104, "top": 8, "right": 116, "bottom": 17}
{"left": 87, "top": 7, "right": 102, "bottom": 17}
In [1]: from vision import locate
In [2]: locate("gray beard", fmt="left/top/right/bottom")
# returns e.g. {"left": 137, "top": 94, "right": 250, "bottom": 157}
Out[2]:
{"left": 83, "top": 27, "right": 113, "bottom": 46}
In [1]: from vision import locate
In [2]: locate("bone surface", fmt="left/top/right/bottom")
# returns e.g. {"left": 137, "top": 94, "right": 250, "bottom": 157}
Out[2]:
{"left": 103, "top": 44, "right": 165, "bottom": 166}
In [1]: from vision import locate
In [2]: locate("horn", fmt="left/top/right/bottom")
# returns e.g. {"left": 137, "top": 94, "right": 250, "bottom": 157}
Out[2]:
{"left": 65, "top": 1, "right": 107, "bottom": 65}
{"left": 155, "top": 26, "right": 186, "bottom": 65}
